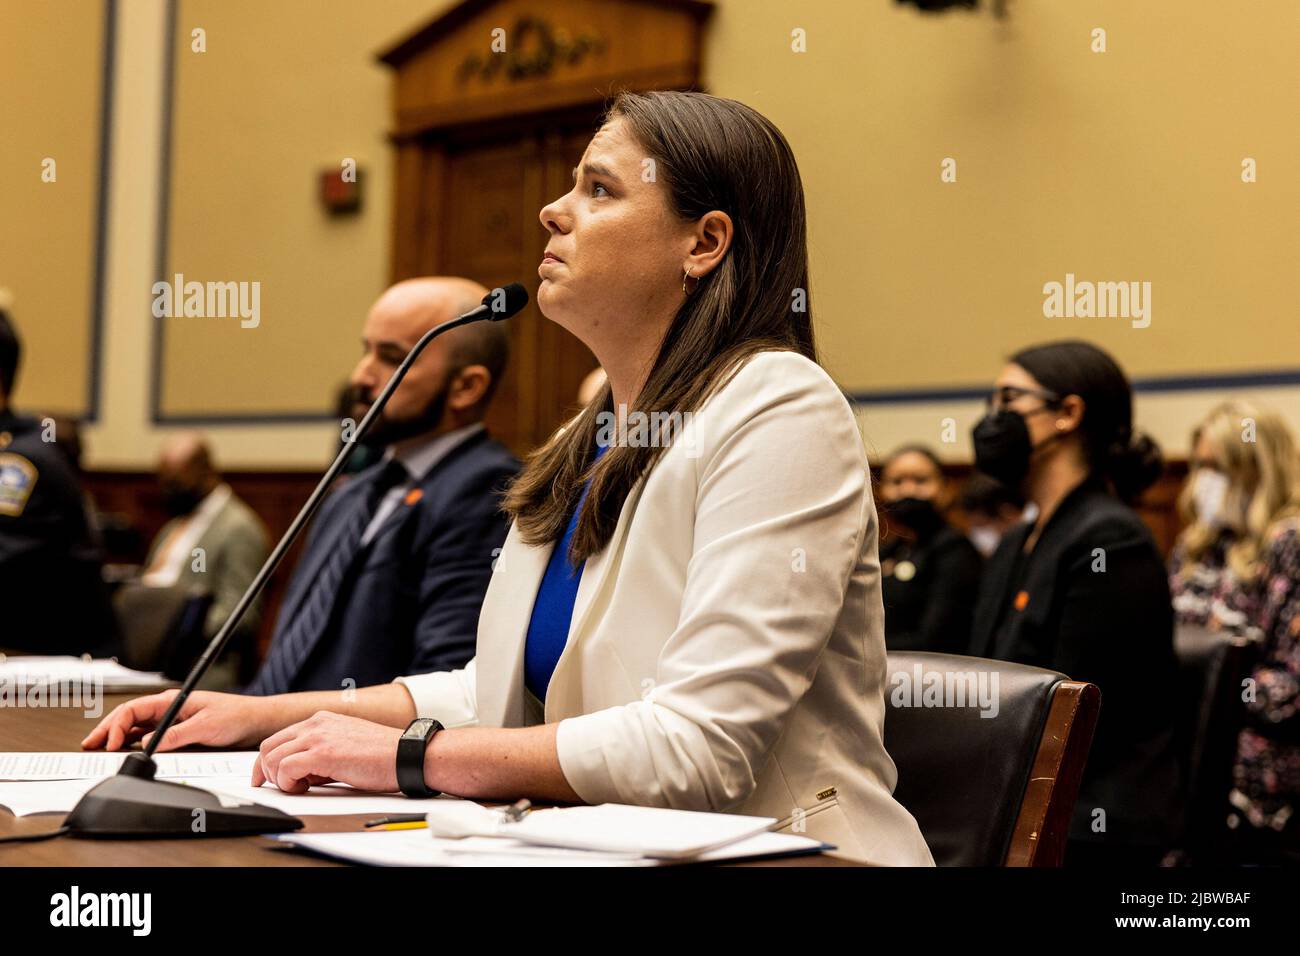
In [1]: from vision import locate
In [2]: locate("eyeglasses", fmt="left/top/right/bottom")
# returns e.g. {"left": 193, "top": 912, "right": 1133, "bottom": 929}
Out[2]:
{"left": 985, "top": 385, "right": 1061, "bottom": 412}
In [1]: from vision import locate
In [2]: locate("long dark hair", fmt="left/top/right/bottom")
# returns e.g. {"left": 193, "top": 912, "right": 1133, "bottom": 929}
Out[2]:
{"left": 504, "top": 91, "right": 817, "bottom": 561}
{"left": 1011, "top": 340, "right": 1162, "bottom": 504}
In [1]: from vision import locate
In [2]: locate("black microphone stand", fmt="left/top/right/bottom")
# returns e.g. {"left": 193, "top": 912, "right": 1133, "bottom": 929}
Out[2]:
{"left": 64, "top": 284, "right": 526, "bottom": 837}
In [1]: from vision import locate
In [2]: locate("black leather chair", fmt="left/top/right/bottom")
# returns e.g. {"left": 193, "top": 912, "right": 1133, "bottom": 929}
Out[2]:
{"left": 1170, "top": 624, "right": 1258, "bottom": 863}
{"left": 884, "top": 652, "right": 1100, "bottom": 866}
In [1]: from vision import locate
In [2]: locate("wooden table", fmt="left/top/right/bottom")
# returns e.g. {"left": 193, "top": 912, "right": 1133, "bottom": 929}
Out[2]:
{"left": 0, "top": 694, "right": 854, "bottom": 866}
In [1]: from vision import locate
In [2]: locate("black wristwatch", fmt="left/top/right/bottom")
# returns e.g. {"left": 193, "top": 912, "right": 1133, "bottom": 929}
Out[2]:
{"left": 396, "top": 717, "right": 443, "bottom": 798}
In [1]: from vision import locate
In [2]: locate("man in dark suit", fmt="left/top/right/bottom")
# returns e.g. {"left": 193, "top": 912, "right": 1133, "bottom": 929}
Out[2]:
{"left": 244, "top": 278, "right": 518, "bottom": 695}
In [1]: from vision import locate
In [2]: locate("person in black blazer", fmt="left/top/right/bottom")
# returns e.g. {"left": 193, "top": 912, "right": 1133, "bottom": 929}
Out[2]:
{"left": 244, "top": 278, "right": 519, "bottom": 695}
{"left": 968, "top": 340, "right": 1181, "bottom": 866}
{"left": 877, "top": 444, "right": 982, "bottom": 653}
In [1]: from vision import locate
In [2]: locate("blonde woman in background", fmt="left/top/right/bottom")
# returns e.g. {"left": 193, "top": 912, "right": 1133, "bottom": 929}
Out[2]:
{"left": 1170, "top": 401, "right": 1300, "bottom": 856}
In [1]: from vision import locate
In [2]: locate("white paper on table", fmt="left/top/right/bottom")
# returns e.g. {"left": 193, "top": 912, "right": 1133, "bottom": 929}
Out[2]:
{"left": 0, "top": 751, "right": 260, "bottom": 781}
{"left": 280, "top": 830, "right": 644, "bottom": 867}
{"left": 200, "top": 781, "right": 462, "bottom": 817}
{"left": 0, "top": 774, "right": 463, "bottom": 817}
{"left": 273, "top": 828, "right": 828, "bottom": 867}
{"left": 0, "top": 656, "right": 173, "bottom": 690}
{"left": 489, "top": 803, "right": 779, "bottom": 858}
{"left": 0, "top": 778, "right": 100, "bottom": 816}
{"left": 154, "top": 752, "right": 260, "bottom": 779}
{"left": 0, "top": 751, "right": 127, "bottom": 781}
{"left": 421, "top": 801, "right": 778, "bottom": 858}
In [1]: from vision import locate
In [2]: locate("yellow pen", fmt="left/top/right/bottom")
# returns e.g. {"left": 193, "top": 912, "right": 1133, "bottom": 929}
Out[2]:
{"left": 364, "top": 814, "right": 428, "bottom": 830}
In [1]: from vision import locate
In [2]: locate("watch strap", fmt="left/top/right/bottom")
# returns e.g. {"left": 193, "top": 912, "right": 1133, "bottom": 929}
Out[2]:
{"left": 397, "top": 717, "right": 443, "bottom": 798}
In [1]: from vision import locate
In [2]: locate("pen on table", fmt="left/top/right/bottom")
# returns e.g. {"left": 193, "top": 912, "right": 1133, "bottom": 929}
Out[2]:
{"left": 364, "top": 814, "right": 428, "bottom": 829}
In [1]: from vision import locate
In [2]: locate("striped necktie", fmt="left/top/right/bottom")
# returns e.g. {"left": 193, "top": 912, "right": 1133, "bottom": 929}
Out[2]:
{"left": 246, "top": 459, "right": 409, "bottom": 695}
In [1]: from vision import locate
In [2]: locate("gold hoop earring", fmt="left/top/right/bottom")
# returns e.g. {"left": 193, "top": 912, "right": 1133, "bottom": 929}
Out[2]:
{"left": 682, "top": 266, "right": 693, "bottom": 296}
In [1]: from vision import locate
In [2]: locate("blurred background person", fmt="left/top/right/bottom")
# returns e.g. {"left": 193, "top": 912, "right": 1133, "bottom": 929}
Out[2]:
{"left": 0, "top": 309, "right": 120, "bottom": 657}
{"left": 877, "top": 444, "right": 982, "bottom": 653}
{"left": 968, "top": 339, "right": 1181, "bottom": 866}
{"left": 243, "top": 277, "right": 518, "bottom": 696}
{"left": 138, "top": 433, "right": 270, "bottom": 687}
{"left": 959, "top": 470, "right": 1030, "bottom": 558}
{"left": 1169, "top": 401, "right": 1300, "bottom": 858}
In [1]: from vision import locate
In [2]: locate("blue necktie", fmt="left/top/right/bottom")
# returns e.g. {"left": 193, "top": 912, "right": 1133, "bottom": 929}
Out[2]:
{"left": 246, "top": 459, "right": 409, "bottom": 695}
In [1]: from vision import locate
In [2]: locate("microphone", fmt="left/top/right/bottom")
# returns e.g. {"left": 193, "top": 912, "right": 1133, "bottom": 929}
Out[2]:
{"left": 465, "top": 281, "right": 528, "bottom": 323}
{"left": 64, "top": 283, "right": 529, "bottom": 837}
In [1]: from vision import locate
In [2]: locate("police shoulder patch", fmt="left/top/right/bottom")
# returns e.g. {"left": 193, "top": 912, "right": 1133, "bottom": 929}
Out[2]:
{"left": 0, "top": 452, "right": 39, "bottom": 516}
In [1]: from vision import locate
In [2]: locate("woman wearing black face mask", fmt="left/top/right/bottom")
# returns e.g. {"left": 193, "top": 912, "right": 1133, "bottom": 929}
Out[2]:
{"left": 877, "top": 445, "right": 983, "bottom": 653}
{"left": 968, "top": 340, "right": 1181, "bottom": 867}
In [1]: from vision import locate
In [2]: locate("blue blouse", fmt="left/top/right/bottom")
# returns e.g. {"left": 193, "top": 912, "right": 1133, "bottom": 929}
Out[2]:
{"left": 523, "top": 444, "right": 608, "bottom": 700}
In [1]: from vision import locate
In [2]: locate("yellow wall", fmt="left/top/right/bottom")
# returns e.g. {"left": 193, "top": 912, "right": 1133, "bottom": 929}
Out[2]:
{"left": 4, "top": 0, "right": 1297, "bottom": 467}
{"left": 704, "top": 0, "right": 1300, "bottom": 460}
{"left": 159, "top": 0, "right": 444, "bottom": 418}
{"left": 0, "top": 0, "right": 105, "bottom": 415}
{"left": 708, "top": 0, "right": 1298, "bottom": 391}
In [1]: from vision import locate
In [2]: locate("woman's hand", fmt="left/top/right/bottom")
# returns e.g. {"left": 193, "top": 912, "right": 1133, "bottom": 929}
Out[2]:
{"left": 253, "top": 711, "right": 404, "bottom": 794}
{"left": 81, "top": 689, "right": 279, "bottom": 752}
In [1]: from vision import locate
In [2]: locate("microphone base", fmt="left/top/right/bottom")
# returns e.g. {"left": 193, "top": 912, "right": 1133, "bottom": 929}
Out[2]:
{"left": 65, "top": 771, "right": 304, "bottom": 839}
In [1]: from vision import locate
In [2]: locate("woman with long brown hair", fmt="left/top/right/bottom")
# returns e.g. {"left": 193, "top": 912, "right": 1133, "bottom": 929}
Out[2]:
{"left": 84, "top": 91, "right": 932, "bottom": 865}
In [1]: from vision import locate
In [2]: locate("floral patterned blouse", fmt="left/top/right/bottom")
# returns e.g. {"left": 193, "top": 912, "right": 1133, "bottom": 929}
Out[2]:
{"left": 1169, "top": 519, "right": 1300, "bottom": 825}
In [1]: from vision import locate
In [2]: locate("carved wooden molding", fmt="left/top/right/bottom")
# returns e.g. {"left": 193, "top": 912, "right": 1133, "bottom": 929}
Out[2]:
{"left": 378, "top": 0, "right": 712, "bottom": 136}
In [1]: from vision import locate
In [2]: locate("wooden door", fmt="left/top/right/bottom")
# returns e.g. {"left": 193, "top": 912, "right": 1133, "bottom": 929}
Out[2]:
{"left": 433, "top": 119, "right": 600, "bottom": 455}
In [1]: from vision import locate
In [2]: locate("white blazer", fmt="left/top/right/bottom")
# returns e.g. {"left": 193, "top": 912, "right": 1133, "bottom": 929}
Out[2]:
{"left": 397, "top": 351, "right": 934, "bottom": 865}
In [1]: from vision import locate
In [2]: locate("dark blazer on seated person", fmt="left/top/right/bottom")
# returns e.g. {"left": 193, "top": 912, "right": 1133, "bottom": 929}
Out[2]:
{"left": 0, "top": 410, "right": 120, "bottom": 657}
{"left": 881, "top": 523, "right": 983, "bottom": 654}
{"left": 970, "top": 477, "right": 1182, "bottom": 850}
{"left": 244, "top": 426, "right": 518, "bottom": 695}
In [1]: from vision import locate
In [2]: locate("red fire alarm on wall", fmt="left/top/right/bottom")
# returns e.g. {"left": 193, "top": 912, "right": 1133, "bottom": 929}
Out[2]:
{"left": 320, "top": 165, "right": 364, "bottom": 215}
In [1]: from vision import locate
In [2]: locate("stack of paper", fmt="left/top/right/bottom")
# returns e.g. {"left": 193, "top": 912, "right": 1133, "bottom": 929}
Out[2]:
{"left": 0, "top": 752, "right": 477, "bottom": 818}
{"left": 0, "top": 656, "right": 174, "bottom": 692}
{"left": 275, "top": 826, "right": 826, "bottom": 867}
{"left": 276, "top": 802, "right": 830, "bottom": 866}
{"left": 421, "top": 801, "right": 777, "bottom": 857}
{"left": 0, "top": 751, "right": 259, "bottom": 781}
